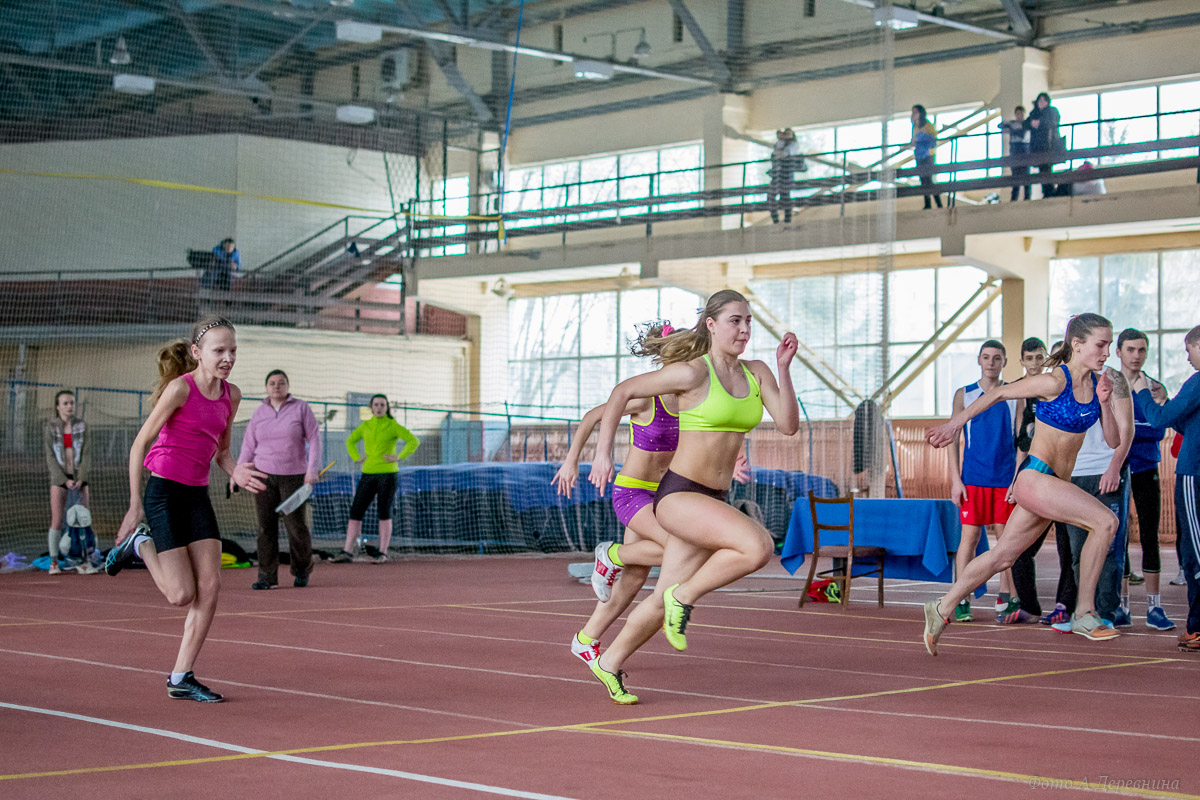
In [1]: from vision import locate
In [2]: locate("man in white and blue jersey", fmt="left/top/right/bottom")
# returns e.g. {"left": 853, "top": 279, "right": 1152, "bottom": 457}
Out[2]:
{"left": 949, "top": 340, "right": 1019, "bottom": 622}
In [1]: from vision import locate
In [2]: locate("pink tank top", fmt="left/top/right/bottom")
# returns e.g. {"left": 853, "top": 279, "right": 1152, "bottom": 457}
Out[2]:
{"left": 144, "top": 373, "right": 232, "bottom": 486}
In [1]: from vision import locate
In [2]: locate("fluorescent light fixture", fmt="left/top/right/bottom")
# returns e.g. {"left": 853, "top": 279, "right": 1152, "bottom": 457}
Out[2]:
{"left": 874, "top": 6, "right": 920, "bottom": 29}
{"left": 336, "top": 20, "right": 383, "bottom": 43}
{"left": 572, "top": 59, "right": 614, "bottom": 80}
{"left": 113, "top": 74, "right": 155, "bottom": 95}
{"left": 336, "top": 104, "right": 376, "bottom": 124}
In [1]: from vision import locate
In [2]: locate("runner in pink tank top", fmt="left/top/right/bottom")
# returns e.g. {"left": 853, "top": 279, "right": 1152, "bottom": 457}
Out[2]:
{"left": 106, "top": 316, "right": 266, "bottom": 703}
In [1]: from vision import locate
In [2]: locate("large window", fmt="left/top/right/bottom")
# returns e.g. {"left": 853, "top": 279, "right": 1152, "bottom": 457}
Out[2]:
{"left": 507, "top": 286, "right": 704, "bottom": 418}
{"left": 498, "top": 143, "right": 703, "bottom": 231}
{"left": 1049, "top": 249, "right": 1200, "bottom": 393}
{"left": 748, "top": 265, "right": 1003, "bottom": 419}
{"left": 1053, "top": 77, "right": 1200, "bottom": 167}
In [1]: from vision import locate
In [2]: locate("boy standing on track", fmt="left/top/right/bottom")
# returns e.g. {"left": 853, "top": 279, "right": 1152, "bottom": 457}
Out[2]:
{"left": 1117, "top": 328, "right": 1176, "bottom": 631}
{"left": 948, "top": 340, "right": 1018, "bottom": 623}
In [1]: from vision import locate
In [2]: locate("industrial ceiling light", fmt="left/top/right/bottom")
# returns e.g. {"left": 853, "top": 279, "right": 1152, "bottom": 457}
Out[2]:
{"left": 336, "top": 20, "right": 382, "bottom": 43}
{"left": 633, "top": 32, "right": 651, "bottom": 58}
{"left": 572, "top": 58, "right": 614, "bottom": 80}
{"left": 109, "top": 35, "right": 132, "bottom": 66}
{"left": 335, "top": 105, "right": 376, "bottom": 124}
{"left": 490, "top": 278, "right": 515, "bottom": 299}
{"left": 113, "top": 74, "right": 155, "bottom": 95}
{"left": 874, "top": 6, "right": 920, "bottom": 30}
{"left": 615, "top": 267, "right": 638, "bottom": 290}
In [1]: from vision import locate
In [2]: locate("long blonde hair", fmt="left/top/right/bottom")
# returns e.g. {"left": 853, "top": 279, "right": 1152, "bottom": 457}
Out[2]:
{"left": 637, "top": 289, "right": 748, "bottom": 367}
{"left": 1044, "top": 312, "right": 1111, "bottom": 371}
{"left": 151, "top": 315, "right": 234, "bottom": 406}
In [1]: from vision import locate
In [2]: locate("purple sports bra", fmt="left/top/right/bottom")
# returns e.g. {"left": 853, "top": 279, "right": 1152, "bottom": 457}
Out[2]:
{"left": 628, "top": 395, "right": 679, "bottom": 452}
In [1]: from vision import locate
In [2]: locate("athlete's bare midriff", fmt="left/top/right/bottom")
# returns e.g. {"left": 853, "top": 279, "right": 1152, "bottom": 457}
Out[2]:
{"left": 1025, "top": 420, "right": 1087, "bottom": 478}
{"left": 619, "top": 448, "right": 676, "bottom": 484}
{"left": 666, "top": 431, "right": 745, "bottom": 490}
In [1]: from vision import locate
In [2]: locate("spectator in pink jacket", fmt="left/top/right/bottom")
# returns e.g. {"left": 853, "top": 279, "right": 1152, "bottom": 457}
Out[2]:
{"left": 238, "top": 370, "right": 322, "bottom": 590}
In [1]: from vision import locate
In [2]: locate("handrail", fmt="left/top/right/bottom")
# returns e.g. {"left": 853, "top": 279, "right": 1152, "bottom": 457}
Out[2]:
{"left": 251, "top": 213, "right": 402, "bottom": 274}
{"left": 415, "top": 106, "right": 1200, "bottom": 216}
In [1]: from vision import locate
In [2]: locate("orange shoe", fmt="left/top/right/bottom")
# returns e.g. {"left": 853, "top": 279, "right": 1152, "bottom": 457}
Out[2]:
{"left": 1179, "top": 631, "right": 1200, "bottom": 654}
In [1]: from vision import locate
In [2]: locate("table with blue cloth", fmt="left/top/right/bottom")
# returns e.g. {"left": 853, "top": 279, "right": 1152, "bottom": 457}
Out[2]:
{"left": 780, "top": 498, "right": 990, "bottom": 597}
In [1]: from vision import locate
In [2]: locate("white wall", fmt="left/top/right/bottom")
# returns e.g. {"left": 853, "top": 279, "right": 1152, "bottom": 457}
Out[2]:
{"left": 0, "top": 134, "right": 414, "bottom": 275}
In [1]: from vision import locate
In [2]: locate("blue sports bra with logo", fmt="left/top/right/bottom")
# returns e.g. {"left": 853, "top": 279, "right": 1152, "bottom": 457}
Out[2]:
{"left": 1035, "top": 364, "right": 1100, "bottom": 434}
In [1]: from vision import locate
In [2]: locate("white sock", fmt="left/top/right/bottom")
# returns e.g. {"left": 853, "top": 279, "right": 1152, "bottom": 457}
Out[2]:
{"left": 131, "top": 532, "right": 151, "bottom": 558}
{"left": 170, "top": 671, "right": 188, "bottom": 685}
{"left": 1148, "top": 593, "right": 1161, "bottom": 610}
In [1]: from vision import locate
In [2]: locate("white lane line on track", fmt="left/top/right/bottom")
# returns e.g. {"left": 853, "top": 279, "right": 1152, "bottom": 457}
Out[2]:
{"left": 0, "top": 701, "right": 579, "bottom": 799}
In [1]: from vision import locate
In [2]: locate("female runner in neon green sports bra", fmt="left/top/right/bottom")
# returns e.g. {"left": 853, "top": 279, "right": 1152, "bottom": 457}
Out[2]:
{"left": 585, "top": 289, "right": 799, "bottom": 704}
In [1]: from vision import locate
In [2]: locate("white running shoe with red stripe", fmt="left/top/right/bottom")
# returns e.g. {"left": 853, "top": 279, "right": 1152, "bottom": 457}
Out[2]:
{"left": 591, "top": 541, "right": 622, "bottom": 602}
{"left": 570, "top": 633, "right": 600, "bottom": 665}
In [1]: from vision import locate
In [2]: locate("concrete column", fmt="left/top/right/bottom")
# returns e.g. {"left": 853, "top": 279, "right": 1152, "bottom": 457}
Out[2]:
{"left": 994, "top": 47, "right": 1049, "bottom": 122}
{"left": 956, "top": 233, "right": 1053, "bottom": 381}
{"left": 701, "top": 93, "right": 752, "bottom": 231}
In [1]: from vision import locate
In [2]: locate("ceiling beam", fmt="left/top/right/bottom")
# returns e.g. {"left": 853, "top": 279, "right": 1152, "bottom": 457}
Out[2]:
{"left": 243, "top": 15, "right": 325, "bottom": 82}
{"left": 999, "top": 0, "right": 1035, "bottom": 41}
{"left": 838, "top": 0, "right": 1020, "bottom": 41}
{"left": 666, "top": 0, "right": 733, "bottom": 87}
{"left": 168, "top": 0, "right": 234, "bottom": 80}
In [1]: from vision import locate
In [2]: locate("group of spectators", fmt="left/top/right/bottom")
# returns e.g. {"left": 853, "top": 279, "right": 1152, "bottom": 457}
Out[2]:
{"left": 766, "top": 91, "right": 1104, "bottom": 223}
{"left": 41, "top": 375, "right": 420, "bottom": 588}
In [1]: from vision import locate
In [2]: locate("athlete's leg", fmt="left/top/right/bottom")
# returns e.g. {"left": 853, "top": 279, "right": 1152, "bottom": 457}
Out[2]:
{"left": 48, "top": 485, "right": 67, "bottom": 568}
{"left": 172, "top": 538, "right": 223, "bottom": 674}
{"left": 581, "top": 506, "right": 670, "bottom": 642}
{"left": 656, "top": 492, "right": 774, "bottom": 606}
{"left": 598, "top": 534, "right": 711, "bottom": 674}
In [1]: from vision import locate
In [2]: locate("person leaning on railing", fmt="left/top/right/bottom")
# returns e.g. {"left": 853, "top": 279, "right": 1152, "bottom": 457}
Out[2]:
{"left": 910, "top": 105, "right": 941, "bottom": 210}
{"left": 1027, "top": 92, "right": 1062, "bottom": 199}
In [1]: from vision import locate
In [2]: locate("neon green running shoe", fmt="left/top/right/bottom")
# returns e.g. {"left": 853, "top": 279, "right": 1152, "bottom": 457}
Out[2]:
{"left": 590, "top": 659, "right": 639, "bottom": 705}
{"left": 954, "top": 599, "right": 972, "bottom": 623}
{"left": 663, "top": 583, "right": 693, "bottom": 651}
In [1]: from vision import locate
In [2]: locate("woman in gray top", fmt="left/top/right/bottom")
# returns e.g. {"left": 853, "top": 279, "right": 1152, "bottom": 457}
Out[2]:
{"left": 45, "top": 390, "right": 95, "bottom": 574}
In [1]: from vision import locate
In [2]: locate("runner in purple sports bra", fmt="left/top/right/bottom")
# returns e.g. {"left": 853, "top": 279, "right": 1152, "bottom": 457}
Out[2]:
{"left": 106, "top": 315, "right": 266, "bottom": 702}
{"left": 556, "top": 321, "right": 753, "bottom": 673}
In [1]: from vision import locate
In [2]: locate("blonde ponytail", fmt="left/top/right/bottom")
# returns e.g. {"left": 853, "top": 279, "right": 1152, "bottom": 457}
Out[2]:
{"left": 637, "top": 289, "right": 748, "bottom": 367}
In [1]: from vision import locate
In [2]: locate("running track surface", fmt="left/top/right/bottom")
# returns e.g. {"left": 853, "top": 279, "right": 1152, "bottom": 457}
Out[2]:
{"left": 1, "top": 548, "right": 1196, "bottom": 800}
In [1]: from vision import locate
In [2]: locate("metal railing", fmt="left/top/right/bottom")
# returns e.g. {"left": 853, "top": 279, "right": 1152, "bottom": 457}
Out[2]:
{"left": 410, "top": 105, "right": 1200, "bottom": 252}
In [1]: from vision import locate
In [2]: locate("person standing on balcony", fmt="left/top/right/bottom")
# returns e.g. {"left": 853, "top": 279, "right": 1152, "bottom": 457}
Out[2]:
{"left": 238, "top": 369, "right": 322, "bottom": 591}
{"left": 911, "top": 105, "right": 941, "bottom": 209}
{"left": 1028, "top": 92, "right": 1062, "bottom": 199}
{"left": 203, "top": 238, "right": 240, "bottom": 292}
{"left": 768, "top": 128, "right": 803, "bottom": 224}
{"left": 998, "top": 106, "right": 1032, "bottom": 201}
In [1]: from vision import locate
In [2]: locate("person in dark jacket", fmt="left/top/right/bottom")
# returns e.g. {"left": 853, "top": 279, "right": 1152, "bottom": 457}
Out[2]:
{"left": 1027, "top": 92, "right": 1062, "bottom": 199}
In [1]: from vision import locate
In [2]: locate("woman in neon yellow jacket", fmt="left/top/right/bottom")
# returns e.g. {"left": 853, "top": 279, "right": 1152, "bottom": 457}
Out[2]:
{"left": 333, "top": 394, "right": 419, "bottom": 563}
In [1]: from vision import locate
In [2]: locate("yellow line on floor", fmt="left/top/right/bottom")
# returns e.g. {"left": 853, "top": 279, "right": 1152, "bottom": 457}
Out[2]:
{"left": 585, "top": 727, "right": 1200, "bottom": 800}
{"left": 2, "top": 658, "right": 1173, "bottom": 782}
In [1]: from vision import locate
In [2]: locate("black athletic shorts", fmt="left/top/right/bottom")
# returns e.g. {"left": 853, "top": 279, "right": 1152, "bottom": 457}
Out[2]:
{"left": 652, "top": 469, "right": 728, "bottom": 513}
{"left": 144, "top": 476, "right": 221, "bottom": 553}
{"left": 349, "top": 472, "right": 398, "bottom": 521}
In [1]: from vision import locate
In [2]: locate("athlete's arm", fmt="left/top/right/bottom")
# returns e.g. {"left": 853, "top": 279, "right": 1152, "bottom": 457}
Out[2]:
{"left": 552, "top": 398, "right": 648, "bottom": 498}
{"left": 1098, "top": 370, "right": 1133, "bottom": 493}
{"left": 927, "top": 371, "right": 1060, "bottom": 449}
{"left": 216, "top": 384, "right": 267, "bottom": 493}
{"left": 1135, "top": 372, "right": 1200, "bottom": 430}
{"left": 590, "top": 362, "right": 703, "bottom": 493}
{"left": 947, "top": 388, "right": 967, "bottom": 506}
{"left": 749, "top": 333, "right": 800, "bottom": 436}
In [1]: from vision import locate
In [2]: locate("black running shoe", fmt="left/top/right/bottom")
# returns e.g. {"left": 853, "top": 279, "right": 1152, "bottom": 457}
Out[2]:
{"left": 167, "top": 672, "right": 224, "bottom": 703}
{"left": 251, "top": 580, "right": 274, "bottom": 590}
{"left": 105, "top": 524, "right": 149, "bottom": 576}
{"left": 294, "top": 575, "right": 309, "bottom": 588}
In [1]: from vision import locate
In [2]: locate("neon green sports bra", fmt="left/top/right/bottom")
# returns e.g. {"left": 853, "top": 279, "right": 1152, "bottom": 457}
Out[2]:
{"left": 678, "top": 355, "right": 763, "bottom": 433}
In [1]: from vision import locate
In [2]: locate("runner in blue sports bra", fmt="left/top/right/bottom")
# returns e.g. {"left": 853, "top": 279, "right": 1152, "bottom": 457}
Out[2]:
{"left": 582, "top": 290, "right": 799, "bottom": 704}
{"left": 1018, "top": 363, "right": 1102, "bottom": 477}
{"left": 923, "top": 313, "right": 1125, "bottom": 653}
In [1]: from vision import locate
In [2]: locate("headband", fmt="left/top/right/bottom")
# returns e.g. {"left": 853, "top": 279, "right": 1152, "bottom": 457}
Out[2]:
{"left": 661, "top": 324, "right": 674, "bottom": 336}
{"left": 194, "top": 321, "right": 226, "bottom": 344}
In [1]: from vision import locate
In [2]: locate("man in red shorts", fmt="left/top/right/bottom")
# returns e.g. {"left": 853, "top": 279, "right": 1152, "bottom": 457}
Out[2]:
{"left": 948, "top": 340, "right": 1019, "bottom": 622}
